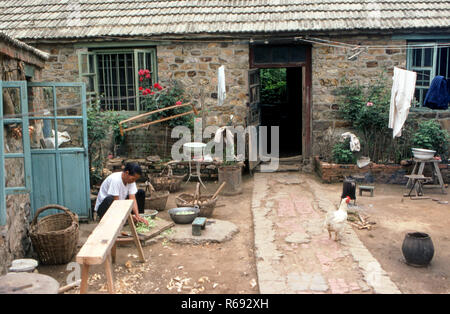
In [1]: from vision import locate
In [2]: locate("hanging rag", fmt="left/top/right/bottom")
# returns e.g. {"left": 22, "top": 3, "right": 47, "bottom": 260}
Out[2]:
{"left": 217, "top": 65, "right": 226, "bottom": 106}
{"left": 389, "top": 67, "right": 417, "bottom": 138}
{"left": 341, "top": 132, "right": 360, "bottom": 152}
{"left": 423, "top": 76, "right": 450, "bottom": 110}
{"left": 214, "top": 126, "right": 235, "bottom": 159}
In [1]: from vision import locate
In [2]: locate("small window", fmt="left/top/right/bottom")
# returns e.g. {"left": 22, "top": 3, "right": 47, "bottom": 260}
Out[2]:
{"left": 251, "top": 45, "right": 307, "bottom": 67}
{"left": 78, "top": 48, "right": 157, "bottom": 111}
{"left": 407, "top": 41, "right": 450, "bottom": 107}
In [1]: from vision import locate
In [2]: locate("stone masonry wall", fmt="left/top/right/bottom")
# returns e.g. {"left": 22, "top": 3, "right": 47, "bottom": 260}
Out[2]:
{"left": 311, "top": 36, "right": 407, "bottom": 157}
{"left": 1, "top": 52, "right": 42, "bottom": 274}
{"left": 33, "top": 42, "right": 250, "bottom": 160}
{"left": 157, "top": 41, "right": 249, "bottom": 127}
{"left": 311, "top": 35, "right": 450, "bottom": 159}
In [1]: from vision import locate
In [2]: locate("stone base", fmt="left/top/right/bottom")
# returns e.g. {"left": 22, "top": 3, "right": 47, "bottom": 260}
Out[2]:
{"left": 166, "top": 219, "right": 239, "bottom": 244}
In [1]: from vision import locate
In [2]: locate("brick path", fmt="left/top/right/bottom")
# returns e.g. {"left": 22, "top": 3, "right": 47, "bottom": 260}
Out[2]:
{"left": 251, "top": 172, "right": 401, "bottom": 294}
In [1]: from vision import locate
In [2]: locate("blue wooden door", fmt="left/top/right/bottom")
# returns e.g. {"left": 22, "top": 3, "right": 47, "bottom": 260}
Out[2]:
{"left": 27, "top": 82, "right": 90, "bottom": 220}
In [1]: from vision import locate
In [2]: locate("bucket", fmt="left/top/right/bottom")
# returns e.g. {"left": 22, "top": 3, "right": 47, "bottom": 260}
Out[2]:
{"left": 218, "top": 165, "right": 242, "bottom": 196}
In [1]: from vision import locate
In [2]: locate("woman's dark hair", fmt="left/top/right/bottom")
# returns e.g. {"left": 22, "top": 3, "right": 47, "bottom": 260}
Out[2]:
{"left": 124, "top": 162, "right": 142, "bottom": 176}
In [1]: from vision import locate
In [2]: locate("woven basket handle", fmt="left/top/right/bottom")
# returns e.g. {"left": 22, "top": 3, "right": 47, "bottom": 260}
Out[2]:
{"left": 31, "top": 204, "right": 76, "bottom": 226}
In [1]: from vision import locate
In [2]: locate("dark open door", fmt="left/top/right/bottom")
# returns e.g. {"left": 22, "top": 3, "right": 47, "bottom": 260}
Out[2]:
{"left": 247, "top": 69, "right": 261, "bottom": 174}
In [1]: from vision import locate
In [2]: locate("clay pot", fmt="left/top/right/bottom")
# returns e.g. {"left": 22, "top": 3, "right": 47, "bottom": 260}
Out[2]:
{"left": 402, "top": 232, "right": 434, "bottom": 267}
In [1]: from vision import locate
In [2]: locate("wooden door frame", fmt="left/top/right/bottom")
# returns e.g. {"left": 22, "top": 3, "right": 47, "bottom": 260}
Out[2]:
{"left": 248, "top": 45, "right": 312, "bottom": 158}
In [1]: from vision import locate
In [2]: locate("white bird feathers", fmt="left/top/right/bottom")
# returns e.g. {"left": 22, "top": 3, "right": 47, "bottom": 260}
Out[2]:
{"left": 324, "top": 196, "right": 351, "bottom": 241}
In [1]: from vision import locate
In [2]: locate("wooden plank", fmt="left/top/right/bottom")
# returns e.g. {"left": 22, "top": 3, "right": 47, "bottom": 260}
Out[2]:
{"left": 76, "top": 200, "right": 134, "bottom": 265}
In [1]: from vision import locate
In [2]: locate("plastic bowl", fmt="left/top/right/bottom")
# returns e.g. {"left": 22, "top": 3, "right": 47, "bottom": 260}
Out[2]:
{"left": 412, "top": 148, "right": 436, "bottom": 160}
{"left": 168, "top": 206, "right": 200, "bottom": 224}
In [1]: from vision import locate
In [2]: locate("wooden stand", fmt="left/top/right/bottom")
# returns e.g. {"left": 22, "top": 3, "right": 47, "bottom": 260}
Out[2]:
{"left": 76, "top": 200, "right": 145, "bottom": 294}
{"left": 404, "top": 174, "right": 431, "bottom": 199}
{"left": 406, "top": 159, "right": 446, "bottom": 194}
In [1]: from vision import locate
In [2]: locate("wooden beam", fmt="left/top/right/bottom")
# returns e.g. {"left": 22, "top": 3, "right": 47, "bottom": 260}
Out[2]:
{"left": 76, "top": 200, "right": 134, "bottom": 265}
{"left": 119, "top": 102, "right": 198, "bottom": 135}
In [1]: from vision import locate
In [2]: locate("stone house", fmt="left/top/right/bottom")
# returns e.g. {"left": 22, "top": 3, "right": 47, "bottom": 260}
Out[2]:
{"left": 1, "top": 0, "right": 450, "bottom": 274}
{"left": 2, "top": 1, "right": 449, "bottom": 164}
{"left": 0, "top": 32, "right": 49, "bottom": 274}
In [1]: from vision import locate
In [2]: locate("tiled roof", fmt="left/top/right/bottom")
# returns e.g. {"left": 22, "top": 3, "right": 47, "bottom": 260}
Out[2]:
{"left": 0, "top": 32, "right": 49, "bottom": 60}
{"left": 0, "top": 0, "right": 449, "bottom": 40}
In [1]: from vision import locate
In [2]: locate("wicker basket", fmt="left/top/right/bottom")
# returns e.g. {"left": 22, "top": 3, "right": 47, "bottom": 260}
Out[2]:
{"left": 29, "top": 204, "right": 79, "bottom": 265}
{"left": 150, "top": 165, "right": 186, "bottom": 192}
{"left": 145, "top": 190, "right": 170, "bottom": 211}
{"left": 176, "top": 184, "right": 218, "bottom": 218}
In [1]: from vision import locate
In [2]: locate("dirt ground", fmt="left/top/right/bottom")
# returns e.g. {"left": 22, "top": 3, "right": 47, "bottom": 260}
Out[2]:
{"left": 313, "top": 177, "right": 450, "bottom": 294}
{"left": 36, "top": 173, "right": 449, "bottom": 294}
{"left": 37, "top": 175, "right": 259, "bottom": 294}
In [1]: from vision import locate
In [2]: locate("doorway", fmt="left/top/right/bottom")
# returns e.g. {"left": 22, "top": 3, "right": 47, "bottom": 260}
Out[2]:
{"left": 259, "top": 67, "right": 303, "bottom": 157}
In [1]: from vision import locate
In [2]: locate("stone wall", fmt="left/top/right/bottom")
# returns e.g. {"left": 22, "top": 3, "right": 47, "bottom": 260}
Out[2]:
{"left": 314, "top": 156, "right": 450, "bottom": 184}
{"left": 311, "top": 36, "right": 408, "bottom": 157}
{"left": 157, "top": 41, "right": 249, "bottom": 127}
{"left": 310, "top": 35, "right": 450, "bottom": 159}
{"left": 33, "top": 42, "right": 250, "bottom": 160}
{"left": 1, "top": 49, "right": 43, "bottom": 274}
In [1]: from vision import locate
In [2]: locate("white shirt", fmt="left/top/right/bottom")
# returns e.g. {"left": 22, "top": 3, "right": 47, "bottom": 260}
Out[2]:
{"left": 94, "top": 171, "right": 138, "bottom": 212}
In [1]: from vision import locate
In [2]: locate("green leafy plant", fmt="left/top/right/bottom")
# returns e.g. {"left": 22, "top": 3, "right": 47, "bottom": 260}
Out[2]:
{"left": 332, "top": 138, "right": 355, "bottom": 164}
{"left": 260, "top": 68, "right": 287, "bottom": 104}
{"left": 87, "top": 99, "right": 128, "bottom": 185}
{"left": 412, "top": 120, "right": 449, "bottom": 157}
{"left": 335, "top": 74, "right": 416, "bottom": 163}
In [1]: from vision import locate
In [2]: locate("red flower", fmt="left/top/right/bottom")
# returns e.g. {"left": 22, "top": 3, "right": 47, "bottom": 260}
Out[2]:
{"left": 150, "top": 92, "right": 155, "bottom": 95}
{"left": 145, "top": 88, "right": 152, "bottom": 94}
{"left": 142, "top": 90, "right": 148, "bottom": 96}
{"left": 145, "top": 74, "right": 151, "bottom": 79}
{"left": 139, "top": 86, "right": 143, "bottom": 91}
{"left": 139, "top": 76, "right": 144, "bottom": 82}
{"left": 175, "top": 101, "right": 182, "bottom": 106}
{"left": 154, "top": 83, "right": 163, "bottom": 91}
{"left": 138, "top": 69, "right": 145, "bottom": 76}
{"left": 144, "top": 69, "right": 150, "bottom": 75}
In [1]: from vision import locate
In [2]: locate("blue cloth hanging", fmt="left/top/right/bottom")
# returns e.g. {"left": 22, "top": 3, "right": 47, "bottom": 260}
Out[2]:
{"left": 423, "top": 76, "right": 450, "bottom": 110}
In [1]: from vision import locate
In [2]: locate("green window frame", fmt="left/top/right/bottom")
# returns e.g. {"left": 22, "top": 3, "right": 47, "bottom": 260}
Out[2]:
{"left": 0, "top": 81, "right": 32, "bottom": 226}
{"left": 78, "top": 48, "right": 157, "bottom": 112}
{"left": 407, "top": 41, "right": 450, "bottom": 107}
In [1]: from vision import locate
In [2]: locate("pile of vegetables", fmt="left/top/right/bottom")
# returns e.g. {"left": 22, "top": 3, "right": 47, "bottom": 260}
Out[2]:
{"left": 175, "top": 210, "right": 195, "bottom": 215}
{"left": 135, "top": 216, "right": 156, "bottom": 233}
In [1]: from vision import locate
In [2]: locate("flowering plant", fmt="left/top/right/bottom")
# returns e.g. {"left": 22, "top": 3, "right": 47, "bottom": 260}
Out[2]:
{"left": 138, "top": 69, "right": 194, "bottom": 128}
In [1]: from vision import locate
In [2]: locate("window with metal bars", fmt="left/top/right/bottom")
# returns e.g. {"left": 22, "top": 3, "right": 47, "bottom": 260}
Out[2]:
{"left": 407, "top": 41, "right": 450, "bottom": 107}
{"left": 78, "top": 48, "right": 157, "bottom": 111}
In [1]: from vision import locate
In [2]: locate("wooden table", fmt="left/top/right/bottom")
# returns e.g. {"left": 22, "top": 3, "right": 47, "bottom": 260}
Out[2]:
{"left": 406, "top": 158, "right": 446, "bottom": 194}
{"left": 0, "top": 273, "right": 59, "bottom": 294}
{"left": 76, "top": 200, "right": 145, "bottom": 294}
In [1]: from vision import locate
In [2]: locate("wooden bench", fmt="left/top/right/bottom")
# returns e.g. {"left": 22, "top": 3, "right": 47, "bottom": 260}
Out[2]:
{"left": 76, "top": 200, "right": 145, "bottom": 294}
{"left": 192, "top": 217, "right": 207, "bottom": 236}
{"left": 359, "top": 185, "right": 375, "bottom": 197}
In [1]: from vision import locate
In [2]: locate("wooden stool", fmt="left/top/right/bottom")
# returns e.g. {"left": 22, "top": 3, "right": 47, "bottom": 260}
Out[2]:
{"left": 192, "top": 217, "right": 207, "bottom": 236}
{"left": 359, "top": 185, "right": 374, "bottom": 197}
{"left": 407, "top": 159, "right": 446, "bottom": 194}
